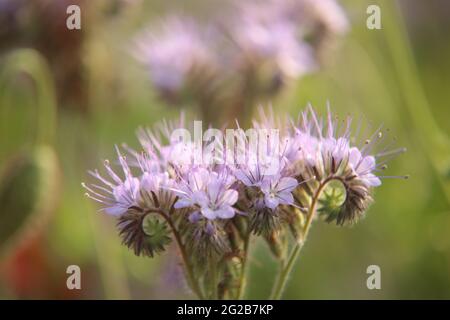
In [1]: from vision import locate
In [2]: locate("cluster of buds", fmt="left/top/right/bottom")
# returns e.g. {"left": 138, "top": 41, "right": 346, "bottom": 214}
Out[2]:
{"left": 83, "top": 105, "right": 406, "bottom": 299}
{"left": 133, "top": 0, "right": 349, "bottom": 125}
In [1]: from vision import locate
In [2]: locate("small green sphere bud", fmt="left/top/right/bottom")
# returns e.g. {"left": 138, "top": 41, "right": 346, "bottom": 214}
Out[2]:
{"left": 318, "top": 179, "right": 347, "bottom": 223}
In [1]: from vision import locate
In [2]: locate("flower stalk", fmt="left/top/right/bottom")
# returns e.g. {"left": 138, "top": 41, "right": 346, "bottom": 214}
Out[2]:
{"left": 270, "top": 178, "right": 331, "bottom": 300}
{"left": 236, "top": 231, "right": 251, "bottom": 299}
{"left": 147, "top": 206, "right": 205, "bottom": 299}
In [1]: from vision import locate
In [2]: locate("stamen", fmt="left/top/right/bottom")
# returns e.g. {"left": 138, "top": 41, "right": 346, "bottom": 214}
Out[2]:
{"left": 378, "top": 175, "right": 409, "bottom": 179}
{"left": 308, "top": 103, "right": 323, "bottom": 138}
{"left": 376, "top": 147, "right": 407, "bottom": 158}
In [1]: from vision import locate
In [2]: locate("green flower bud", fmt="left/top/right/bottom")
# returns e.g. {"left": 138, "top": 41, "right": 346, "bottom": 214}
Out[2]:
{"left": 142, "top": 215, "right": 172, "bottom": 254}
{"left": 0, "top": 146, "right": 60, "bottom": 254}
{"left": 298, "top": 175, "right": 376, "bottom": 227}
{"left": 264, "top": 229, "right": 287, "bottom": 260}
{"left": 287, "top": 207, "right": 306, "bottom": 243}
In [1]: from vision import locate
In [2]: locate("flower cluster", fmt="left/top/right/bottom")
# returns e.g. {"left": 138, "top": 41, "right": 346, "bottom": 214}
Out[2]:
{"left": 83, "top": 105, "right": 405, "bottom": 291}
{"left": 133, "top": 0, "right": 349, "bottom": 125}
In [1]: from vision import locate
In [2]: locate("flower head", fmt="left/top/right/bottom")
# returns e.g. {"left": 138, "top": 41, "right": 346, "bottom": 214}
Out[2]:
{"left": 83, "top": 148, "right": 139, "bottom": 216}
{"left": 291, "top": 104, "right": 407, "bottom": 224}
{"left": 231, "top": 13, "right": 317, "bottom": 80}
{"left": 133, "top": 17, "right": 218, "bottom": 102}
{"left": 228, "top": 0, "right": 349, "bottom": 83}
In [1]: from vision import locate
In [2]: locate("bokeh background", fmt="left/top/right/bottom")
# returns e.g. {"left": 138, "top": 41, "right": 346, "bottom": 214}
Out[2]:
{"left": 1, "top": 0, "right": 450, "bottom": 299}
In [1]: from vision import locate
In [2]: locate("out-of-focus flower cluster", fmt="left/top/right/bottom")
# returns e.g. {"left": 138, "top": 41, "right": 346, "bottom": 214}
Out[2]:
{"left": 83, "top": 105, "right": 405, "bottom": 298}
{"left": 133, "top": 0, "right": 349, "bottom": 125}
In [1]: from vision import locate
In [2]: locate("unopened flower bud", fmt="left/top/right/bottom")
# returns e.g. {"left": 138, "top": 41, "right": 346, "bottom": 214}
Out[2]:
{"left": 264, "top": 230, "right": 287, "bottom": 260}
{"left": 287, "top": 207, "right": 306, "bottom": 243}
{"left": 0, "top": 146, "right": 60, "bottom": 252}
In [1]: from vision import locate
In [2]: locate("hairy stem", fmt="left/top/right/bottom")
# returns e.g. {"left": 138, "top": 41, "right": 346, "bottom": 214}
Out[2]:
{"left": 236, "top": 232, "right": 251, "bottom": 299}
{"left": 149, "top": 207, "right": 205, "bottom": 299}
{"left": 269, "top": 180, "right": 330, "bottom": 300}
{"left": 209, "top": 256, "right": 218, "bottom": 299}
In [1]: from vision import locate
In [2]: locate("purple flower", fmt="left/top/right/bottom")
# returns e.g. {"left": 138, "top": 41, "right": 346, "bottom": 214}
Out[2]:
{"left": 234, "top": 164, "right": 267, "bottom": 188}
{"left": 173, "top": 168, "right": 210, "bottom": 209}
{"left": 261, "top": 176, "right": 298, "bottom": 209}
{"left": 296, "top": 105, "right": 392, "bottom": 187}
{"left": 231, "top": 5, "right": 317, "bottom": 79}
{"left": 173, "top": 168, "right": 238, "bottom": 220}
{"left": 290, "top": 104, "right": 406, "bottom": 224}
{"left": 133, "top": 17, "right": 217, "bottom": 96}
{"left": 134, "top": 115, "right": 197, "bottom": 173}
{"left": 348, "top": 148, "right": 381, "bottom": 187}
{"left": 83, "top": 106, "right": 405, "bottom": 262}
{"left": 229, "top": 0, "right": 349, "bottom": 82}
{"left": 200, "top": 175, "right": 238, "bottom": 219}
{"left": 83, "top": 148, "right": 140, "bottom": 216}
{"left": 140, "top": 170, "right": 177, "bottom": 209}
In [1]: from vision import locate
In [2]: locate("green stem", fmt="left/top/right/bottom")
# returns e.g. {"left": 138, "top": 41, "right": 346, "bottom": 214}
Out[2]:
{"left": 270, "top": 241, "right": 304, "bottom": 300}
{"left": 383, "top": 2, "right": 450, "bottom": 205}
{"left": 269, "top": 258, "right": 285, "bottom": 300}
{"left": 269, "top": 180, "right": 329, "bottom": 300}
{"left": 209, "top": 256, "right": 218, "bottom": 299}
{"left": 236, "top": 232, "right": 251, "bottom": 299}
{"left": 152, "top": 208, "right": 205, "bottom": 300}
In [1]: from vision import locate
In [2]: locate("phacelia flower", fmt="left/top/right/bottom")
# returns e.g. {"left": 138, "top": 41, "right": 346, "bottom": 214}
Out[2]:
{"left": 84, "top": 105, "right": 405, "bottom": 260}
{"left": 83, "top": 104, "right": 405, "bottom": 299}
{"left": 83, "top": 148, "right": 140, "bottom": 216}
{"left": 139, "top": 169, "right": 176, "bottom": 211}
{"left": 291, "top": 105, "right": 407, "bottom": 225}
{"left": 173, "top": 168, "right": 238, "bottom": 220}
{"left": 261, "top": 176, "right": 298, "bottom": 209}
{"left": 133, "top": 17, "right": 218, "bottom": 102}
{"left": 230, "top": 13, "right": 317, "bottom": 80}
{"left": 228, "top": 0, "right": 349, "bottom": 82}
{"left": 131, "top": 0, "right": 349, "bottom": 126}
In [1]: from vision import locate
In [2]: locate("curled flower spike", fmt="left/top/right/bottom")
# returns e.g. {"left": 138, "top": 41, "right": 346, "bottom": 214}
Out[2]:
{"left": 117, "top": 208, "right": 172, "bottom": 257}
{"left": 290, "top": 104, "right": 407, "bottom": 225}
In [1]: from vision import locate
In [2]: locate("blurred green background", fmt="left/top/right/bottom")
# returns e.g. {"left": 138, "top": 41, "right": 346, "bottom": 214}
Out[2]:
{"left": 0, "top": 0, "right": 450, "bottom": 299}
